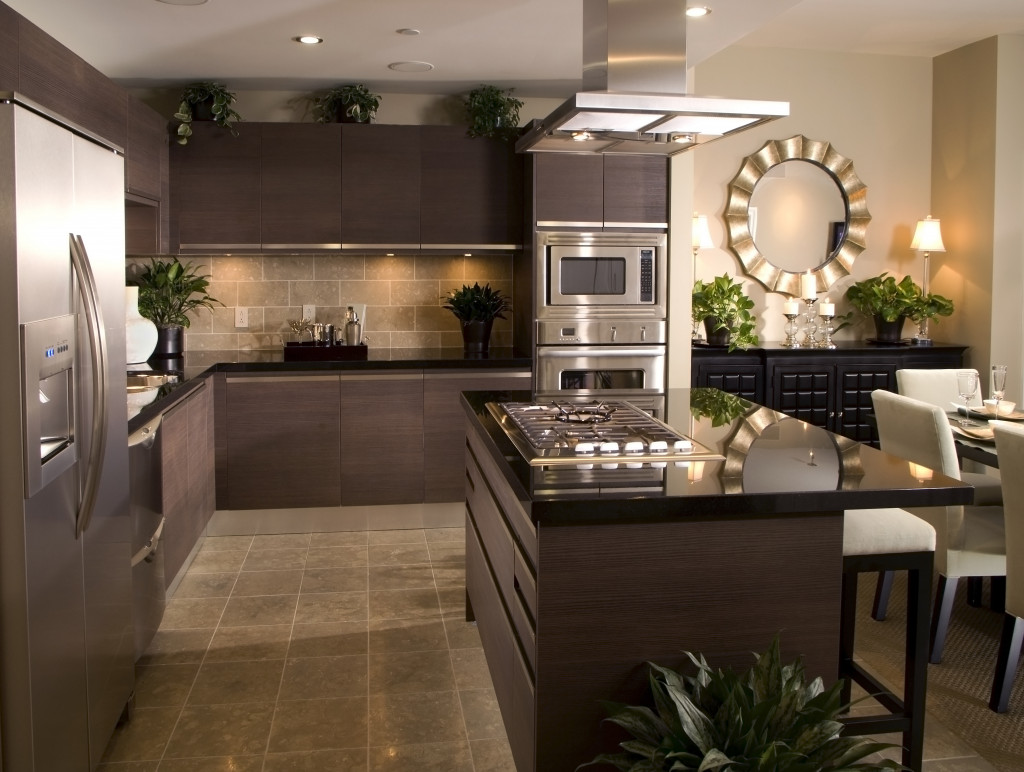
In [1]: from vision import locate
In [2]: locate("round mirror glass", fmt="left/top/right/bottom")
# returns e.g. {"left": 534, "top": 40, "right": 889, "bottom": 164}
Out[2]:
{"left": 748, "top": 161, "right": 847, "bottom": 273}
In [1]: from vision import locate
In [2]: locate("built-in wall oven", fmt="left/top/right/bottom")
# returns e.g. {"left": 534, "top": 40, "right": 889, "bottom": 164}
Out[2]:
{"left": 535, "top": 231, "right": 668, "bottom": 413}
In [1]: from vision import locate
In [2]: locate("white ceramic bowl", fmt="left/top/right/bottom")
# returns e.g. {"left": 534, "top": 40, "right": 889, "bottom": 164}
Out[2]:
{"left": 983, "top": 399, "right": 1016, "bottom": 416}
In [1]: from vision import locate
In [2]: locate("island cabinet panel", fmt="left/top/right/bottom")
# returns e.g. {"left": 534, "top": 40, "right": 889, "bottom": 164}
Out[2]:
{"left": 340, "top": 124, "right": 421, "bottom": 246}
{"left": 125, "top": 96, "right": 167, "bottom": 202}
{"left": 17, "top": 16, "right": 127, "bottom": 148}
{"left": 223, "top": 375, "right": 342, "bottom": 509}
{"left": 261, "top": 123, "right": 342, "bottom": 248}
{"left": 419, "top": 127, "right": 524, "bottom": 246}
{"left": 603, "top": 154, "right": 669, "bottom": 225}
{"left": 423, "top": 369, "right": 532, "bottom": 502}
{"left": 0, "top": 3, "right": 19, "bottom": 91}
{"left": 170, "top": 121, "right": 261, "bottom": 251}
{"left": 338, "top": 372, "right": 424, "bottom": 506}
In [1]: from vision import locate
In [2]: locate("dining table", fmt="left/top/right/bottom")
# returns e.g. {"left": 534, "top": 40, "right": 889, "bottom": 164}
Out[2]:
{"left": 947, "top": 404, "right": 1024, "bottom": 468}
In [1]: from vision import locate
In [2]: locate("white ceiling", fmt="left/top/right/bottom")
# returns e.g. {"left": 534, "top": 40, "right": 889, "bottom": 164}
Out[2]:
{"left": 7, "top": 0, "right": 1024, "bottom": 97}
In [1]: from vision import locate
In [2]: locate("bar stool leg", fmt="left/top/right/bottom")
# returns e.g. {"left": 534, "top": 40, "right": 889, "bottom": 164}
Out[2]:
{"left": 989, "top": 614, "right": 1024, "bottom": 713}
{"left": 872, "top": 570, "right": 894, "bottom": 621}
{"left": 930, "top": 575, "right": 958, "bottom": 664}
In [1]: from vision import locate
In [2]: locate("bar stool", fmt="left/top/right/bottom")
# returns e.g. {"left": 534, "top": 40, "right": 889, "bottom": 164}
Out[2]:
{"left": 840, "top": 507, "right": 936, "bottom": 772}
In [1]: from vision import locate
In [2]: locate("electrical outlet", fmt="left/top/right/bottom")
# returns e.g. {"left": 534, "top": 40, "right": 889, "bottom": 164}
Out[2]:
{"left": 235, "top": 307, "right": 248, "bottom": 328}
{"left": 302, "top": 304, "right": 315, "bottom": 321}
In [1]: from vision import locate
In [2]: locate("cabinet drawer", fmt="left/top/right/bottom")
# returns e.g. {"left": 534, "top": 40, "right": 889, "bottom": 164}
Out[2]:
{"left": 510, "top": 638, "right": 537, "bottom": 772}
{"left": 465, "top": 449, "right": 514, "bottom": 607}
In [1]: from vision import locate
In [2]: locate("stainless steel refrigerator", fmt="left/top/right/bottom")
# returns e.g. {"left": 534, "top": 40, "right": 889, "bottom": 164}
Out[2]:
{"left": 0, "top": 94, "right": 134, "bottom": 771}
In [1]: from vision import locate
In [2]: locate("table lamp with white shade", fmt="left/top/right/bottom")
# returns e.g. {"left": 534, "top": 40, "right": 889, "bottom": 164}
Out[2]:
{"left": 910, "top": 215, "right": 945, "bottom": 345}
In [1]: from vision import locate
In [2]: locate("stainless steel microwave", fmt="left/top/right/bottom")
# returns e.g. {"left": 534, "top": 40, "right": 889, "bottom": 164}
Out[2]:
{"left": 537, "top": 232, "right": 667, "bottom": 319}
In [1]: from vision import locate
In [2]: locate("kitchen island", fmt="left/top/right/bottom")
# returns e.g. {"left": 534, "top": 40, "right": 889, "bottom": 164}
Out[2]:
{"left": 461, "top": 388, "right": 974, "bottom": 772}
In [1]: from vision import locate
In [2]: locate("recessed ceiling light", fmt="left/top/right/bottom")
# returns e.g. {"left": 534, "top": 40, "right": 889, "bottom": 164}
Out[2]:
{"left": 396, "top": 28, "right": 421, "bottom": 36}
{"left": 388, "top": 61, "right": 434, "bottom": 73}
{"left": 155, "top": 0, "right": 208, "bottom": 5}
{"left": 685, "top": 6, "right": 711, "bottom": 17}
{"left": 294, "top": 35, "right": 323, "bottom": 45}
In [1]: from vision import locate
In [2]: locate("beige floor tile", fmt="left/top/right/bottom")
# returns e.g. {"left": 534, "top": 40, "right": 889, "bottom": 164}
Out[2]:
{"left": 187, "top": 549, "right": 248, "bottom": 574}
{"left": 305, "top": 545, "right": 369, "bottom": 568}
{"left": 137, "top": 628, "right": 215, "bottom": 666}
{"left": 188, "top": 659, "right": 286, "bottom": 705}
{"left": 367, "top": 690, "right": 465, "bottom": 747}
{"left": 368, "top": 739, "right": 474, "bottom": 771}
{"left": 443, "top": 618, "right": 482, "bottom": 650}
{"left": 97, "top": 760, "right": 160, "bottom": 772}
{"left": 425, "top": 542, "right": 464, "bottom": 565}
{"left": 157, "top": 757, "right": 264, "bottom": 772}
{"left": 424, "top": 527, "right": 465, "bottom": 543}
{"left": 459, "top": 688, "right": 506, "bottom": 741}
{"left": 368, "top": 588, "right": 441, "bottom": 620}
{"left": 367, "top": 544, "right": 431, "bottom": 566}
{"left": 470, "top": 737, "right": 517, "bottom": 772}
{"left": 450, "top": 647, "right": 492, "bottom": 690}
{"left": 252, "top": 533, "right": 312, "bottom": 550}
{"left": 232, "top": 569, "right": 303, "bottom": 596}
{"left": 368, "top": 649, "right": 456, "bottom": 695}
{"left": 160, "top": 597, "right": 228, "bottom": 630}
{"left": 431, "top": 565, "right": 465, "bottom": 588}
{"left": 219, "top": 594, "right": 298, "bottom": 627}
{"left": 133, "top": 663, "right": 200, "bottom": 708}
{"left": 173, "top": 572, "right": 237, "bottom": 598}
{"left": 267, "top": 697, "right": 369, "bottom": 753}
{"left": 301, "top": 566, "right": 368, "bottom": 594}
{"left": 199, "top": 535, "right": 254, "bottom": 552}
{"left": 368, "top": 529, "right": 427, "bottom": 545}
{"left": 279, "top": 654, "right": 368, "bottom": 700}
{"left": 163, "top": 702, "right": 276, "bottom": 758}
{"left": 263, "top": 748, "right": 369, "bottom": 771}
{"left": 437, "top": 585, "right": 468, "bottom": 618}
{"left": 288, "top": 621, "right": 369, "bottom": 658}
{"left": 205, "top": 623, "right": 292, "bottom": 662}
{"left": 310, "top": 532, "right": 369, "bottom": 547}
{"left": 368, "top": 564, "right": 436, "bottom": 591}
{"left": 100, "top": 706, "right": 180, "bottom": 763}
{"left": 295, "top": 590, "right": 369, "bottom": 623}
{"left": 241, "top": 548, "right": 308, "bottom": 572}
{"left": 369, "top": 618, "right": 448, "bottom": 653}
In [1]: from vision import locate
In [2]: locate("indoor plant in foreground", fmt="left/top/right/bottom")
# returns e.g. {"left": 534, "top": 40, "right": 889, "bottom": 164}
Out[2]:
{"left": 579, "top": 637, "right": 900, "bottom": 772}
{"left": 442, "top": 282, "right": 511, "bottom": 354}
{"left": 845, "top": 273, "right": 953, "bottom": 343}
{"left": 692, "top": 274, "right": 759, "bottom": 351}
{"left": 133, "top": 257, "right": 220, "bottom": 357}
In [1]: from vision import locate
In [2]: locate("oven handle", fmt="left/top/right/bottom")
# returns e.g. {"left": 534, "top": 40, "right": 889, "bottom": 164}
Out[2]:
{"left": 536, "top": 346, "right": 665, "bottom": 359}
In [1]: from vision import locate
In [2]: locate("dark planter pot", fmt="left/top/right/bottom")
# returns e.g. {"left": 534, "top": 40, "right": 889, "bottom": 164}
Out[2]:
{"left": 153, "top": 326, "right": 184, "bottom": 358}
{"left": 191, "top": 98, "right": 216, "bottom": 122}
{"left": 461, "top": 318, "right": 494, "bottom": 354}
{"left": 872, "top": 315, "right": 907, "bottom": 343}
{"left": 703, "top": 316, "right": 731, "bottom": 347}
{"left": 334, "top": 106, "right": 370, "bottom": 123}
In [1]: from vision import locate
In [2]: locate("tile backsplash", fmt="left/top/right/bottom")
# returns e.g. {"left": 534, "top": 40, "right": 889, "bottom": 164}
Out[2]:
{"left": 125, "top": 253, "right": 515, "bottom": 352}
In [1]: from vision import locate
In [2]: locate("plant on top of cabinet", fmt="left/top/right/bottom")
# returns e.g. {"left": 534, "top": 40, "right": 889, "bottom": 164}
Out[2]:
{"left": 172, "top": 81, "right": 243, "bottom": 145}
{"left": 579, "top": 636, "right": 902, "bottom": 772}
{"left": 463, "top": 84, "right": 523, "bottom": 142}
{"left": 312, "top": 84, "right": 381, "bottom": 123}
{"left": 691, "top": 274, "right": 759, "bottom": 351}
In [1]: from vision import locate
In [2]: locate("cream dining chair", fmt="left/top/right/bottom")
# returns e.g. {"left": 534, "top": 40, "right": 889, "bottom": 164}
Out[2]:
{"left": 871, "top": 389, "right": 1006, "bottom": 663}
{"left": 990, "top": 421, "right": 1024, "bottom": 712}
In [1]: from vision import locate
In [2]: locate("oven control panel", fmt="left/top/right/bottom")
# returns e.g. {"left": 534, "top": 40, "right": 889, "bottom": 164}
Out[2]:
{"left": 537, "top": 319, "right": 667, "bottom": 345}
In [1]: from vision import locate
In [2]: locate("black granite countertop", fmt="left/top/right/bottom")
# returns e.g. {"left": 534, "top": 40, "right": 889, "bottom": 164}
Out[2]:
{"left": 461, "top": 387, "right": 975, "bottom": 525}
{"left": 127, "top": 346, "right": 531, "bottom": 432}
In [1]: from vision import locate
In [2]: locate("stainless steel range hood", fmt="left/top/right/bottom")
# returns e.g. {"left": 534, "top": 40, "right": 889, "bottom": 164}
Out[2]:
{"left": 515, "top": 0, "right": 789, "bottom": 156}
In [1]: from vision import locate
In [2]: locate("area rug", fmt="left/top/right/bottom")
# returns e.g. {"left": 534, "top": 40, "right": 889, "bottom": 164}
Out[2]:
{"left": 855, "top": 573, "right": 1024, "bottom": 771}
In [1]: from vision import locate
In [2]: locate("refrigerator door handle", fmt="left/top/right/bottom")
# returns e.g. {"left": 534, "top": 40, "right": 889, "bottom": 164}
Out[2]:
{"left": 69, "top": 233, "right": 109, "bottom": 537}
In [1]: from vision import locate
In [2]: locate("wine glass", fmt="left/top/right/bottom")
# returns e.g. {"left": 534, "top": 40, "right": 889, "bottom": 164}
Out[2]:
{"left": 956, "top": 370, "right": 979, "bottom": 427}
{"left": 991, "top": 364, "right": 1008, "bottom": 412}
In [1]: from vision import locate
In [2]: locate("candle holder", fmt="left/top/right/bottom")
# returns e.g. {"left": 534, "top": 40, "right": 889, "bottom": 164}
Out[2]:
{"left": 783, "top": 313, "right": 801, "bottom": 348}
{"left": 817, "top": 310, "right": 837, "bottom": 349}
{"left": 802, "top": 297, "right": 819, "bottom": 347}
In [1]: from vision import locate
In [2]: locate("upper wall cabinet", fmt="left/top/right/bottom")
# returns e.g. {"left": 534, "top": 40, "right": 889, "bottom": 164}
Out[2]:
{"left": 341, "top": 124, "right": 421, "bottom": 248}
{"left": 171, "top": 121, "right": 262, "bottom": 251}
{"left": 420, "top": 127, "right": 524, "bottom": 248}
{"left": 533, "top": 153, "right": 668, "bottom": 228}
{"left": 126, "top": 96, "right": 167, "bottom": 202}
{"left": 0, "top": 4, "right": 18, "bottom": 90}
{"left": 262, "top": 123, "right": 343, "bottom": 249}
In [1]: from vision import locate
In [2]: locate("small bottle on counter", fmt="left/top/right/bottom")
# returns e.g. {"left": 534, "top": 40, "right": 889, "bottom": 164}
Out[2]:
{"left": 344, "top": 306, "right": 362, "bottom": 346}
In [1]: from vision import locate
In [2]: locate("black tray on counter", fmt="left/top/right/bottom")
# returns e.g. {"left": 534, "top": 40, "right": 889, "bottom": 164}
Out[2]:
{"left": 283, "top": 342, "right": 368, "bottom": 362}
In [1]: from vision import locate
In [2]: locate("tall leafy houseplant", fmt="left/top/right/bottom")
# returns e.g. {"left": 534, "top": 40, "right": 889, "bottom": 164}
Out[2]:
{"left": 312, "top": 84, "right": 381, "bottom": 123}
{"left": 134, "top": 258, "right": 220, "bottom": 356}
{"left": 692, "top": 274, "right": 759, "bottom": 351}
{"left": 173, "top": 81, "right": 242, "bottom": 145}
{"left": 579, "top": 637, "right": 900, "bottom": 772}
{"left": 442, "top": 282, "right": 511, "bottom": 354}
{"left": 845, "top": 273, "right": 953, "bottom": 341}
{"left": 464, "top": 85, "right": 524, "bottom": 142}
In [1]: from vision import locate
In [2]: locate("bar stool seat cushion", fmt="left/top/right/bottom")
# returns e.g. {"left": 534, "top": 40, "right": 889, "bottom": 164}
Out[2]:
{"left": 844, "top": 508, "right": 936, "bottom": 557}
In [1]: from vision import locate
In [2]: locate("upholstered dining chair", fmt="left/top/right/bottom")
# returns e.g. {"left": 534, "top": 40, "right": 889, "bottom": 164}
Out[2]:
{"left": 896, "top": 368, "right": 1002, "bottom": 506}
{"left": 990, "top": 421, "right": 1024, "bottom": 712}
{"left": 871, "top": 389, "right": 1006, "bottom": 663}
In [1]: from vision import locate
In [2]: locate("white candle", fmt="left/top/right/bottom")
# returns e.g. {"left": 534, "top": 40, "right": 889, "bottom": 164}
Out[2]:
{"left": 819, "top": 297, "right": 835, "bottom": 315}
{"left": 783, "top": 299, "right": 799, "bottom": 315}
{"left": 800, "top": 272, "right": 817, "bottom": 299}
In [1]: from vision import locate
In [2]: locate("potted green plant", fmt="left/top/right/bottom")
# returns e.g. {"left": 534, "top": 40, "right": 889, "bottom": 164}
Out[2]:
{"left": 312, "top": 84, "right": 381, "bottom": 124}
{"left": 845, "top": 273, "right": 953, "bottom": 343}
{"left": 442, "top": 282, "right": 511, "bottom": 354}
{"left": 691, "top": 274, "right": 759, "bottom": 351}
{"left": 133, "top": 257, "right": 220, "bottom": 357}
{"left": 690, "top": 387, "right": 752, "bottom": 427}
{"left": 463, "top": 84, "right": 524, "bottom": 142}
{"left": 579, "top": 637, "right": 900, "bottom": 772}
{"left": 172, "top": 81, "right": 243, "bottom": 145}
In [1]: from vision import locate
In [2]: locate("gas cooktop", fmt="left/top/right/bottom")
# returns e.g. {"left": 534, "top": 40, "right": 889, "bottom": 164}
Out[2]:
{"left": 487, "top": 400, "right": 721, "bottom": 467}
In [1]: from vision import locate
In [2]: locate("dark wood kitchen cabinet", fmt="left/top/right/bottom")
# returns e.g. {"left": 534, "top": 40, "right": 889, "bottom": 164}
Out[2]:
{"left": 261, "top": 123, "right": 342, "bottom": 248}
{"left": 341, "top": 124, "right": 421, "bottom": 247}
{"left": 159, "top": 380, "right": 215, "bottom": 589}
{"left": 339, "top": 372, "right": 424, "bottom": 506}
{"left": 423, "top": 369, "right": 533, "bottom": 502}
{"left": 170, "top": 121, "right": 261, "bottom": 251}
{"left": 222, "top": 375, "right": 342, "bottom": 509}
{"left": 420, "top": 126, "right": 524, "bottom": 247}
{"left": 0, "top": 4, "right": 18, "bottom": 90}
{"left": 125, "top": 96, "right": 168, "bottom": 202}
{"left": 533, "top": 154, "right": 668, "bottom": 227}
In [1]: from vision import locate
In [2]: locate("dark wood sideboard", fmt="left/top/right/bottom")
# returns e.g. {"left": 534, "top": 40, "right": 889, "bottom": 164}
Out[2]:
{"left": 691, "top": 342, "right": 968, "bottom": 443}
